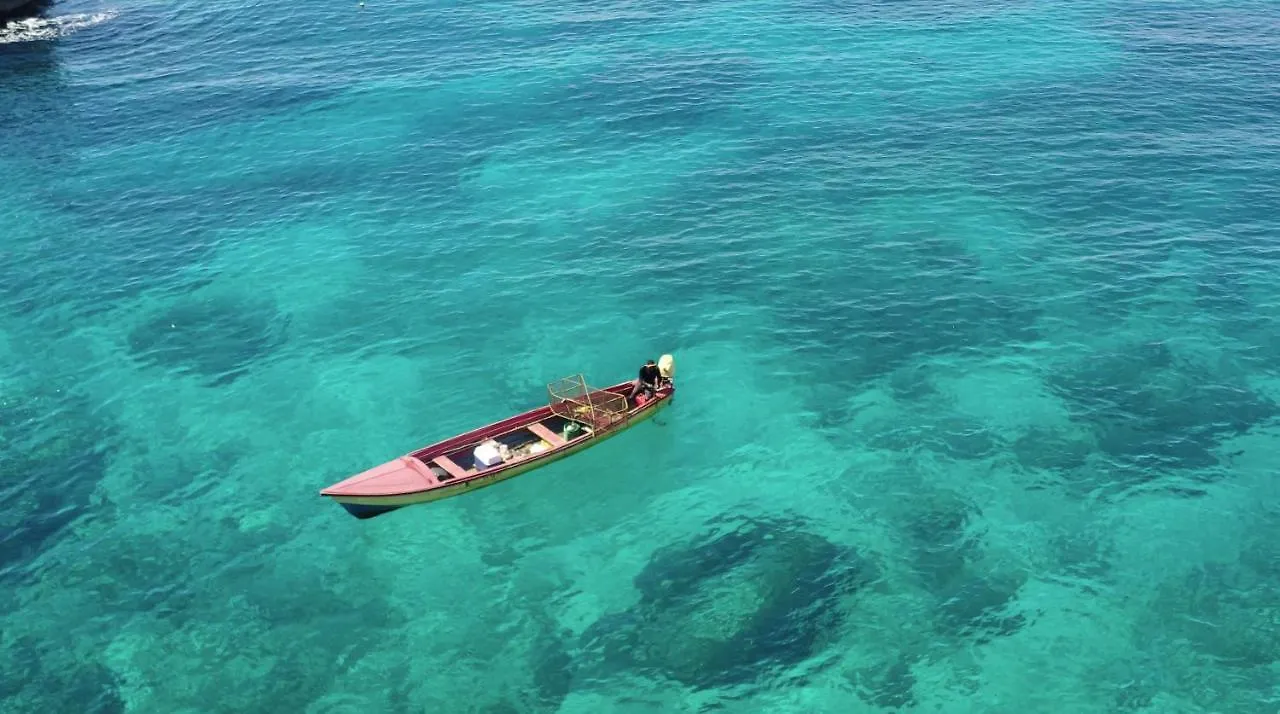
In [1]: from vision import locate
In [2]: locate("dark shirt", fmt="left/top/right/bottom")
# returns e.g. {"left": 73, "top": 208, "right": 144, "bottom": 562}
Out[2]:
{"left": 639, "top": 363, "right": 661, "bottom": 386}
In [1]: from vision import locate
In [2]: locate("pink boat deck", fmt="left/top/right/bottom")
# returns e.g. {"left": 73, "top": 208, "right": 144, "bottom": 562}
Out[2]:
{"left": 321, "top": 379, "right": 665, "bottom": 499}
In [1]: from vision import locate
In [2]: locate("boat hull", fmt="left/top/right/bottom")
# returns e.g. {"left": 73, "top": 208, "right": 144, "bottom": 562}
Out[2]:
{"left": 322, "top": 378, "right": 674, "bottom": 518}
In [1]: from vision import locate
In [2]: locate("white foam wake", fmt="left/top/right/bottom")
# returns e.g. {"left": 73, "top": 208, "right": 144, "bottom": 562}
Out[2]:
{"left": 0, "top": 9, "right": 117, "bottom": 44}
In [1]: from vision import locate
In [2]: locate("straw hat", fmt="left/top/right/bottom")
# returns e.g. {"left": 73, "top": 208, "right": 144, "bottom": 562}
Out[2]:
{"left": 658, "top": 354, "right": 675, "bottom": 380}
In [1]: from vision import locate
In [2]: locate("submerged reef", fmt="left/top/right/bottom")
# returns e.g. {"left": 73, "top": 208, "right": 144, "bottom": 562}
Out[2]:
{"left": 0, "top": 632, "right": 123, "bottom": 713}
{"left": 577, "top": 515, "right": 876, "bottom": 690}
{"left": 835, "top": 488, "right": 1030, "bottom": 710}
{"left": 1047, "top": 341, "right": 1277, "bottom": 473}
{"left": 1126, "top": 546, "right": 1280, "bottom": 713}
{"left": 848, "top": 651, "right": 919, "bottom": 710}
{"left": 0, "top": 381, "right": 116, "bottom": 581}
{"left": 901, "top": 490, "right": 1027, "bottom": 643}
{"left": 126, "top": 289, "right": 290, "bottom": 386}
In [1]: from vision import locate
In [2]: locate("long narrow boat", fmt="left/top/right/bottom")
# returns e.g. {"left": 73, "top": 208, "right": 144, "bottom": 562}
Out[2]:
{"left": 319, "top": 356, "right": 676, "bottom": 519}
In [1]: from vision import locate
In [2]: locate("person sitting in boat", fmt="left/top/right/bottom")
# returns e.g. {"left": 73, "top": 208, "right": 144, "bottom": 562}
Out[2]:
{"left": 628, "top": 359, "right": 662, "bottom": 404}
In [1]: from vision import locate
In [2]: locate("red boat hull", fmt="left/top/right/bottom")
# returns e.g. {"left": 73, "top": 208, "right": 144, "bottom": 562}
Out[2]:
{"left": 320, "top": 378, "right": 674, "bottom": 519}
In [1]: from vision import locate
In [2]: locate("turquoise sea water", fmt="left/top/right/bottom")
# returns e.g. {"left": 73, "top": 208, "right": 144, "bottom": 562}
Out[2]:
{"left": 3, "top": 0, "right": 1280, "bottom": 710}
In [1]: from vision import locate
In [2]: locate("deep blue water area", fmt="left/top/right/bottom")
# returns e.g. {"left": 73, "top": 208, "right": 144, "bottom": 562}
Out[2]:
{"left": 3, "top": 0, "right": 1280, "bottom": 711}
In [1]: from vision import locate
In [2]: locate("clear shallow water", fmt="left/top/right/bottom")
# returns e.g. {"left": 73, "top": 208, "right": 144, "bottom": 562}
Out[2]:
{"left": 2, "top": 0, "right": 1280, "bottom": 711}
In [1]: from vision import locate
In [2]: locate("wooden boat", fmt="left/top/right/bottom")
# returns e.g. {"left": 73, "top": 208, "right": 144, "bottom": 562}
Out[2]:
{"left": 319, "top": 356, "right": 676, "bottom": 519}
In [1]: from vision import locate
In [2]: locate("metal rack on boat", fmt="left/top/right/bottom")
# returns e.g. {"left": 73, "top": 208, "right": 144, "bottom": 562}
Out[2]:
{"left": 547, "top": 374, "right": 628, "bottom": 431}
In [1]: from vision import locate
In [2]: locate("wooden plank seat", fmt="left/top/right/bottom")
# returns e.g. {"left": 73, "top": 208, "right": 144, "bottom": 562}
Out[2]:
{"left": 432, "top": 455, "right": 470, "bottom": 480}
{"left": 527, "top": 422, "right": 567, "bottom": 447}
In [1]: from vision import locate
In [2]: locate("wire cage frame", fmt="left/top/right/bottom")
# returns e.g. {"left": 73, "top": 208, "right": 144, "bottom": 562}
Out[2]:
{"left": 547, "top": 374, "right": 629, "bottom": 430}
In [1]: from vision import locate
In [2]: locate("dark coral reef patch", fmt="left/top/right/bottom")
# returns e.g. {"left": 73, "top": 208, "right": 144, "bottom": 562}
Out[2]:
{"left": 0, "top": 383, "right": 117, "bottom": 582}
{"left": 126, "top": 291, "right": 290, "bottom": 386}
{"left": 577, "top": 514, "right": 876, "bottom": 690}
{"left": 1047, "top": 342, "right": 1277, "bottom": 473}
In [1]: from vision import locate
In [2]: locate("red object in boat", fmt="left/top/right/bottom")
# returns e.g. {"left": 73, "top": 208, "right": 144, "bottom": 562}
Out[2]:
{"left": 319, "top": 368, "right": 675, "bottom": 520}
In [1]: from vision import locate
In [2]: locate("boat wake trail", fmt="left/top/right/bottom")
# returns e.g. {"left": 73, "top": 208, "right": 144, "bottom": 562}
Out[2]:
{"left": 0, "top": 9, "right": 117, "bottom": 44}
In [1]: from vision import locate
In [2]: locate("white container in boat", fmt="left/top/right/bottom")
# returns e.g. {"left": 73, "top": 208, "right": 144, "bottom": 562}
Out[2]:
{"left": 474, "top": 440, "right": 503, "bottom": 467}
{"left": 529, "top": 441, "right": 550, "bottom": 456}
